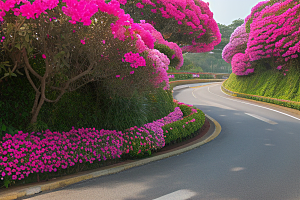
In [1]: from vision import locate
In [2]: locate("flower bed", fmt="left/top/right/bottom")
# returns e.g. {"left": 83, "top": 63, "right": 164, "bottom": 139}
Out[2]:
{"left": 163, "top": 101, "right": 206, "bottom": 145}
{"left": 0, "top": 103, "right": 205, "bottom": 188}
{"left": 0, "top": 106, "right": 181, "bottom": 187}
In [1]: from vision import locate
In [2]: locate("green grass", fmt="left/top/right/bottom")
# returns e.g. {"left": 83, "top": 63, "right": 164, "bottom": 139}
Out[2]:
{"left": 223, "top": 66, "right": 300, "bottom": 102}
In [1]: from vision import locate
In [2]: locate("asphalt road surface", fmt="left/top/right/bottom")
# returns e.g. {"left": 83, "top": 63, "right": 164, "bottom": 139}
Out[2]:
{"left": 22, "top": 83, "right": 300, "bottom": 200}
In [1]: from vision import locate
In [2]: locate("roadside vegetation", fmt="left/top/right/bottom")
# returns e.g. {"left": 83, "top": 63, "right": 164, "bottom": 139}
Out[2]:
{"left": 0, "top": 0, "right": 220, "bottom": 188}
{"left": 222, "top": 0, "right": 300, "bottom": 106}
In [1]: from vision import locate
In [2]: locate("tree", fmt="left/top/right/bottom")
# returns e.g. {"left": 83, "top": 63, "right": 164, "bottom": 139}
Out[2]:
{"left": 0, "top": 0, "right": 158, "bottom": 124}
{"left": 119, "top": 0, "right": 221, "bottom": 53}
{"left": 214, "top": 19, "right": 244, "bottom": 51}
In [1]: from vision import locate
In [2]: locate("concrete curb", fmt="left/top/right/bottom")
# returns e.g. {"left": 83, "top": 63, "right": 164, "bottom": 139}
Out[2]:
{"left": 0, "top": 115, "right": 221, "bottom": 200}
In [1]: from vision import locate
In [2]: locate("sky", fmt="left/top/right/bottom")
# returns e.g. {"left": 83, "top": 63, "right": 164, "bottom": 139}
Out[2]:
{"left": 202, "top": 0, "right": 266, "bottom": 25}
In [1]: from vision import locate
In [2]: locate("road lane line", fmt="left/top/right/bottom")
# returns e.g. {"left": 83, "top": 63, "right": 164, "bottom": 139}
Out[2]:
{"left": 153, "top": 189, "right": 197, "bottom": 200}
{"left": 204, "top": 85, "right": 300, "bottom": 121}
{"left": 245, "top": 113, "right": 278, "bottom": 125}
{"left": 192, "top": 89, "right": 236, "bottom": 110}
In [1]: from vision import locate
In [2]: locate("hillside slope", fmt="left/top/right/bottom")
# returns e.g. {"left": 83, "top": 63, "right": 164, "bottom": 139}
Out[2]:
{"left": 223, "top": 66, "right": 300, "bottom": 102}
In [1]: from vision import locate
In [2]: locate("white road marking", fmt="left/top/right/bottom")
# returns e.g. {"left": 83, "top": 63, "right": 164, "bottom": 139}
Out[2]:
{"left": 231, "top": 167, "right": 245, "bottom": 172}
{"left": 192, "top": 90, "right": 236, "bottom": 110}
{"left": 245, "top": 113, "right": 278, "bottom": 125}
{"left": 204, "top": 85, "right": 300, "bottom": 121}
{"left": 153, "top": 189, "right": 197, "bottom": 200}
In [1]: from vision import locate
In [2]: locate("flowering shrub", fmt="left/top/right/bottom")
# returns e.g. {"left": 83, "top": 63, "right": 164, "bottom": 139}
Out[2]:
{"left": 231, "top": 53, "right": 254, "bottom": 76}
{"left": 121, "top": 0, "right": 221, "bottom": 53}
{"left": 163, "top": 102, "right": 205, "bottom": 145}
{"left": 0, "top": 128, "right": 125, "bottom": 182}
{"left": 223, "top": 0, "right": 300, "bottom": 76}
{"left": 139, "top": 21, "right": 184, "bottom": 69}
{"left": 0, "top": 0, "right": 179, "bottom": 125}
{"left": 222, "top": 23, "right": 249, "bottom": 64}
{"left": 123, "top": 107, "right": 183, "bottom": 157}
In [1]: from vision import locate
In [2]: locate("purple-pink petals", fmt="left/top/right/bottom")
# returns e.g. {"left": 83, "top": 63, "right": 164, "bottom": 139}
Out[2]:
{"left": 0, "top": 107, "right": 184, "bottom": 181}
{"left": 123, "top": 51, "right": 146, "bottom": 68}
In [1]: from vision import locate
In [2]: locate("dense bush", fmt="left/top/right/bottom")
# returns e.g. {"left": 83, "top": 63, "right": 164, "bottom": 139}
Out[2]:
{"left": 223, "top": 0, "right": 300, "bottom": 76}
{"left": 163, "top": 104, "right": 205, "bottom": 145}
{"left": 0, "top": 76, "right": 175, "bottom": 138}
{"left": 120, "top": 0, "right": 221, "bottom": 53}
{"left": 154, "top": 43, "right": 180, "bottom": 68}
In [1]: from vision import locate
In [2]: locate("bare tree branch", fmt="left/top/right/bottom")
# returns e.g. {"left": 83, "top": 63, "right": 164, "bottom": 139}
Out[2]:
{"left": 22, "top": 49, "right": 42, "bottom": 79}
{"left": 24, "top": 67, "right": 40, "bottom": 93}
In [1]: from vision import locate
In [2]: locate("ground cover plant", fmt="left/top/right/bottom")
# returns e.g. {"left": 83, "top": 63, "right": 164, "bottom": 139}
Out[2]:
{"left": 0, "top": 101, "right": 205, "bottom": 188}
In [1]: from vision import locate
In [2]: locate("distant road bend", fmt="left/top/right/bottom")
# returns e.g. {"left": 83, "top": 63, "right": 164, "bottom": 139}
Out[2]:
{"left": 23, "top": 82, "right": 300, "bottom": 200}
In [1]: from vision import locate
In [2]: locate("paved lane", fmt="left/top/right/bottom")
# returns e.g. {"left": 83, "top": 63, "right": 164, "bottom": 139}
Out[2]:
{"left": 22, "top": 83, "right": 300, "bottom": 200}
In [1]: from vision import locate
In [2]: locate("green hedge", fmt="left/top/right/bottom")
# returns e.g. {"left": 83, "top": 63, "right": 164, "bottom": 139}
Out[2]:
{"left": 163, "top": 105, "right": 206, "bottom": 145}
{"left": 223, "top": 66, "right": 300, "bottom": 111}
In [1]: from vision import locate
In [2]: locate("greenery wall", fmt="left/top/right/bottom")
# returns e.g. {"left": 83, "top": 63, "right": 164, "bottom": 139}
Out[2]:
{"left": 223, "top": 63, "right": 300, "bottom": 102}
{"left": 0, "top": 76, "right": 175, "bottom": 138}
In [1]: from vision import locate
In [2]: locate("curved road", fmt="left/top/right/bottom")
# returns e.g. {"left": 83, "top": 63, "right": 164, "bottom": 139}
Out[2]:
{"left": 23, "top": 83, "right": 300, "bottom": 200}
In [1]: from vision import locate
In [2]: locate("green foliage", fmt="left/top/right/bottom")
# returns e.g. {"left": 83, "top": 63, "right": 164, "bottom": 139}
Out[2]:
{"left": 37, "top": 83, "right": 175, "bottom": 132}
{"left": 223, "top": 63, "right": 300, "bottom": 109}
{"left": 154, "top": 43, "right": 179, "bottom": 68}
{"left": 163, "top": 108, "right": 205, "bottom": 145}
{"left": 182, "top": 52, "right": 231, "bottom": 73}
{"left": 215, "top": 19, "right": 244, "bottom": 50}
{"left": 178, "top": 104, "right": 192, "bottom": 117}
{"left": 0, "top": 75, "right": 33, "bottom": 138}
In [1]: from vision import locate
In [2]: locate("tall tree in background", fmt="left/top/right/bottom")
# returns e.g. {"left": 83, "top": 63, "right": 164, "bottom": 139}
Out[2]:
{"left": 214, "top": 19, "right": 244, "bottom": 51}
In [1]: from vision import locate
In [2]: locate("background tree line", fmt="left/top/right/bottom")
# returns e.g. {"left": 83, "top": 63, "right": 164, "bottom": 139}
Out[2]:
{"left": 173, "top": 19, "right": 244, "bottom": 74}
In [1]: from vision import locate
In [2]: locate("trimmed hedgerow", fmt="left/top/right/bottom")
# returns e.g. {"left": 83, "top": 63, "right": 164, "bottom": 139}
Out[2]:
{"left": 223, "top": 65, "right": 300, "bottom": 111}
{"left": 163, "top": 104, "right": 205, "bottom": 145}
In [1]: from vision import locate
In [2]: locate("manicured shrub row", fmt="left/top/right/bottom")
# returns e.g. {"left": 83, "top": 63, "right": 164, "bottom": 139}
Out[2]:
{"left": 163, "top": 103, "right": 206, "bottom": 145}
{"left": 169, "top": 79, "right": 224, "bottom": 91}
{"left": 222, "top": 80, "right": 300, "bottom": 111}
{"left": 168, "top": 73, "right": 215, "bottom": 81}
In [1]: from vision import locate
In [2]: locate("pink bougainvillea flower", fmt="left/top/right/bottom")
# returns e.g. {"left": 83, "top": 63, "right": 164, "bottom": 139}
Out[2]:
{"left": 277, "top": 66, "right": 282, "bottom": 70}
{"left": 116, "top": 75, "right": 121, "bottom": 78}
{"left": 81, "top": 40, "right": 85, "bottom": 45}
{"left": 42, "top": 54, "right": 46, "bottom": 59}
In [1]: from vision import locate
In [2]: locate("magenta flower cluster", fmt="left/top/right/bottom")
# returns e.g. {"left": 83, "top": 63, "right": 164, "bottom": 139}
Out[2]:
{"left": 139, "top": 21, "right": 184, "bottom": 70}
{"left": 246, "top": 0, "right": 300, "bottom": 65}
{"left": 123, "top": 107, "right": 183, "bottom": 154}
{"left": 231, "top": 53, "right": 254, "bottom": 76}
{"left": 123, "top": 51, "right": 146, "bottom": 68}
{"left": 0, "top": 0, "right": 174, "bottom": 90}
{"left": 222, "top": 23, "right": 249, "bottom": 64}
{"left": 222, "top": 0, "right": 300, "bottom": 76}
{"left": 0, "top": 128, "right": 124, "bottom": 181}
{"left": 125, "top": 0, "right": 221, "bottom": 53}
{"left": 0, "top": 107, "right": 183, "bottom": 181}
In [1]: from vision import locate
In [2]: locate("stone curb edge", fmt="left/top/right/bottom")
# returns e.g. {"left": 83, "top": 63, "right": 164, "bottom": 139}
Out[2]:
{"left": 0, "top": 115, "right": 221, "bottom": 200}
